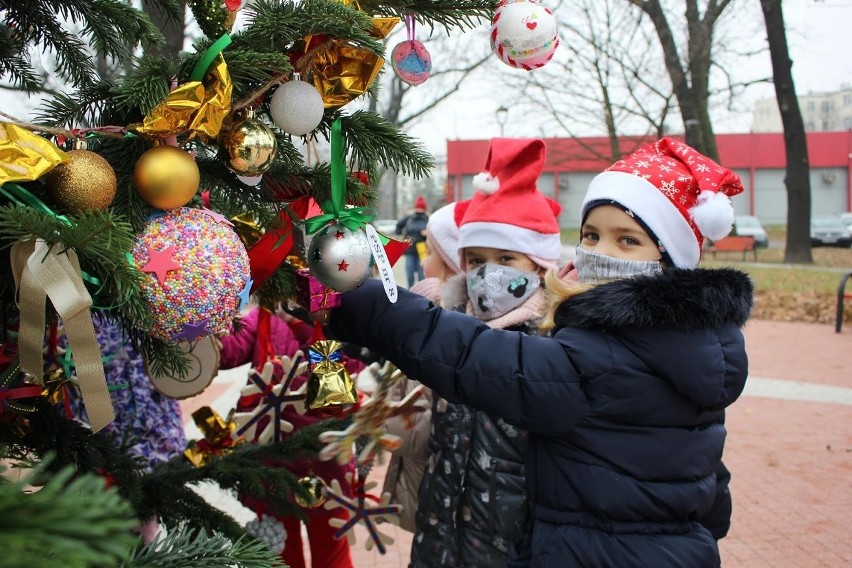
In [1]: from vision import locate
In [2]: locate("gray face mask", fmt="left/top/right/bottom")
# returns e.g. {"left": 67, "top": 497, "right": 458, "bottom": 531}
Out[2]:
{"left": 466, "top": 263, "right": 541, "bottom": 321}
{"left": 574, "top": 246, "right": 663, "bottom": 283}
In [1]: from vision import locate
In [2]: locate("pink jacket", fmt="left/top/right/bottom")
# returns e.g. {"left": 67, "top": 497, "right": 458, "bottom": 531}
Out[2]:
{"left": 218, "top": 308, "right": 356, "bottom": 508}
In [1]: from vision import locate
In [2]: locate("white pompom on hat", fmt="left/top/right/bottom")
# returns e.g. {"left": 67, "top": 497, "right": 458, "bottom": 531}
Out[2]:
{"left": 581, "top": 137, "right": 745, "bottom": 268}
{"left": 459, "top": 137, "right": 563, "bottom": 270}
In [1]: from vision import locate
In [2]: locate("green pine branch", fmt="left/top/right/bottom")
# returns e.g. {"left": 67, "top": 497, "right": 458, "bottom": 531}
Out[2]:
{"left": 0, "top": 458, "right": 139, "bottom": 568}
{"left": 123, "top": 527, "right": 285, "bottom": 568}
{"left": 0, "top": 0, "right": 165, "bottom": 92}
{"left": 364, "top": 0, "right": 497, "bottom": 30}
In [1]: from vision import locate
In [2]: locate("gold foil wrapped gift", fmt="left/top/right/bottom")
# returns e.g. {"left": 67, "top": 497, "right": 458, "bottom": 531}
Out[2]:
{"left": 300, "top": 1, "right": 398, "bottom": 108}
{"left": 133, "top": 55, "right": 232, "bottom": 142}
{"left": 306, "top": 340, "right": 357, "bottom": 409}
{"left": 183, "top": 406, "right": 240, "bottom": 467}
{"left": 0, "top": 123, "right": 68, "bottom": 185}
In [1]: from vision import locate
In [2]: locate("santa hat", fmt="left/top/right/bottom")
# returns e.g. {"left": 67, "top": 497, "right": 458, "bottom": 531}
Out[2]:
{"left": 459, "top": 138, "right": 562, "bottom": 270}
{"left": 425, "top": 200, "right": 470, "bottom": 274}
{"left": 413, "top": 195, "right": 427, "bottom": 211}
{"left": 581, "top": 137, "right": 744, "bottom": 268}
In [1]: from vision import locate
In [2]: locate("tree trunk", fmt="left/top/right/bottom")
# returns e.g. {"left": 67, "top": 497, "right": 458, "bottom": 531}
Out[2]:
{"left": 760, "top": 0, "right": 812, "bottom": 263}
{"left": 143, "top": 0, "right": 185, "bottom": 60}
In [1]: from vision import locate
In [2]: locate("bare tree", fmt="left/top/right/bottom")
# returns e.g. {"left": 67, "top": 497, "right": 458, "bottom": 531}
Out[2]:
{"left": 512, "top": 0, "right": 674, "bottom": 165}
{"left": 760, "top": 0, "right": 812, "bottom": 263}
{"left": 370, "top": 25, "right": 492, "bottom": 217}
{"left": 143, "top": 0, "right": 186, "bottom": 60}
{"left": 626, "top": 0, "right": 734, "bottom": 160}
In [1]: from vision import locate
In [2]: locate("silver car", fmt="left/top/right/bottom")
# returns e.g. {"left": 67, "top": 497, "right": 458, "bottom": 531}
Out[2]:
{"left": 733, "top": 215, "right": 769, "bottom": 248}
{"left": 810, "top": 216, "right": 852, "bottom": 247}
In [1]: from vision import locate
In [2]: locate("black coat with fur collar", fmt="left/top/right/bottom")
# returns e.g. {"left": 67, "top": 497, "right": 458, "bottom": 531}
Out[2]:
{"left": 327, "top": 268, "right": 753, "bottom": 568}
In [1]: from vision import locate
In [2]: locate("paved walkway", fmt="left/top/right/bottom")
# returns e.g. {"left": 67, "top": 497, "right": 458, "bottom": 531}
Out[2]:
{"left": 180, "top": 318, "right": 852, "bottom": 567}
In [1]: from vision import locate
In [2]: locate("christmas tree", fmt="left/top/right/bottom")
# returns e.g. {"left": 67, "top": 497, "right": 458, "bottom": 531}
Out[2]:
{"left": 0, "top": 0, "right": 492, "bottom": 565}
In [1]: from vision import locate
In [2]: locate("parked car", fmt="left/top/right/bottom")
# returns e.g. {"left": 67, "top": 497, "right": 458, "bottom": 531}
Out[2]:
{"left": 372, "top": 219, "right": 398, "bottom": 235}
{"left": 810, "top": 216, "right": 852, "bottom": 247}
{"left": 840, "top": 212, "right": 852, "bottom": 231}
{"left": 733, "top": 215, "right": 769, "bottom": 248}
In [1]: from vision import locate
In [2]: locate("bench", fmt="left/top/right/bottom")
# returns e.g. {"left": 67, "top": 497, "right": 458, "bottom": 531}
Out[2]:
{"left": 708, "top": 236, "right": 756, "bottom": 261}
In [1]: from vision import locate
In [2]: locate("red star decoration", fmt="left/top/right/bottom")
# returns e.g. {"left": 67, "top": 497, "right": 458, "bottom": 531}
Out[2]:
{"left": 334, "top": 230, "right": 346, "bottom": 240}
{"left": 140, "top": 245, "right": 181, "bottom": 285}
{"left": 337, "top": 259, "right": 349, "bottom": 271}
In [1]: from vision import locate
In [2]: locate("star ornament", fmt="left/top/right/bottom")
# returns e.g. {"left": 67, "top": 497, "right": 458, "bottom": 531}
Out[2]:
{"left": 200, "top": 206, "right": 234, "bottom": 226}
{"left": 337, "top": 259, "right": 349, "bottom": 271}
{"left": 140, "top": 245, "right": 181, "bottom": 285}
{"left": 174, "top": 318, "right": 211, "bottom": 342}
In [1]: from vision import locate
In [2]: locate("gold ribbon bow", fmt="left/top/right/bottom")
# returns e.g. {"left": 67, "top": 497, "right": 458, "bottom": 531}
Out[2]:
{"left": 10, "top": 240, "right": 115, "bottom": 431}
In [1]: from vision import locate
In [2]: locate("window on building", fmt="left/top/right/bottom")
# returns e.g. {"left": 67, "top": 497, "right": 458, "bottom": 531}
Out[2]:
{"left": 821, "top": 101, "right": 831, "bottom": 111}
{"left": 845, "top": 117, "right": 852, "bottom": 129}
{"left": 845, "top": 95, "right": 852, "bottom": 106}
{"left": 806, "top": 121, "right": 815, "bottom": 131}
{"left": 822, "top": 120, "right": 830, "bottom": 130}
{"left": 807, "top": 101, "right": 815, "bottom": 111}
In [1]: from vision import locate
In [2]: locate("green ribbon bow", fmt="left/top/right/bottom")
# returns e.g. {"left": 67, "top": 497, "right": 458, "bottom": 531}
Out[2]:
{"left": 304, "top": 118, "right": 375, "bottom": 234}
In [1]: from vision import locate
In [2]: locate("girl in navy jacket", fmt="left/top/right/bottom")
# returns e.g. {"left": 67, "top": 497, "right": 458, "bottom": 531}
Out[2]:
{"left": 325, "top": 138, "right": 752, "bottom": 567}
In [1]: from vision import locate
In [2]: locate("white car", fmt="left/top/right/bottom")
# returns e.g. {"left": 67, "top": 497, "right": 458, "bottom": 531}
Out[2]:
{"left": 372, "top": 219, "right": 398, "bottom": 235}
{"left": 840, "top": 212, "right": 852, "bottom": 231}
{"left": 733, "top": 215, "right": 769, "bottom": 248}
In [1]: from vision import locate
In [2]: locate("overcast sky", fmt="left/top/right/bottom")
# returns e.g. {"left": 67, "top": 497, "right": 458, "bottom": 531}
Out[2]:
{"left": 3, "top": 0, "right": 850, "bottom": 157}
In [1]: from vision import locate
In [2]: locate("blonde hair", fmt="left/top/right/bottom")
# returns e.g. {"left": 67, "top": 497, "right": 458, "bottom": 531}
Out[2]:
{"left": 539, "top": 268, "right": 595, "bottom": 332}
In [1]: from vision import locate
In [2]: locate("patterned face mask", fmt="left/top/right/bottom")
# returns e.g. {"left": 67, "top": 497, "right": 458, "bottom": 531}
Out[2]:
{"left": 466, "top": 263, "right": 541, "bottom": 321}
{"left": 574, "top": 246, "right": 663, "bottom": 283}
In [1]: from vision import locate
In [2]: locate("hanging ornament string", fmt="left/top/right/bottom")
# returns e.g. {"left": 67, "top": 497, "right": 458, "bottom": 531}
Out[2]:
{"left": 304, "top": 119, "right": 375, "bottom": 234}
{"left": 406, "top": 14, "right": 415, "bottom": 42}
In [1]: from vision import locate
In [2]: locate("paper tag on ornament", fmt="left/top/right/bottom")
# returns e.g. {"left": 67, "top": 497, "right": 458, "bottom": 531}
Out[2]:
{"left": 364, "top": 223, "right": 398, "bottom": 303}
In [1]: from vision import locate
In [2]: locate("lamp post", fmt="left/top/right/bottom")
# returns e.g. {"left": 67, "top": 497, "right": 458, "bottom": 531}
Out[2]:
{"left": 496, "top": 105, "right": 508, "bottom": 137}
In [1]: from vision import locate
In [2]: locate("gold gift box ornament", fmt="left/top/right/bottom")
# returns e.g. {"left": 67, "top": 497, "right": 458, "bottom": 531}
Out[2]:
{"left": 295, "top": 1, "right": 399, "bottom": 108}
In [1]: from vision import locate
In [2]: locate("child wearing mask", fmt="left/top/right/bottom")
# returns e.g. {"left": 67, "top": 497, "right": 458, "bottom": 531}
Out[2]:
{"left": 322, "top": 137, "right": 753, "bottom": 567}
{"left": 399, "top": 138, "right": 564, "bottom": 566}
{"left": 383, "top": 199, "right": 468, "bottom": 533}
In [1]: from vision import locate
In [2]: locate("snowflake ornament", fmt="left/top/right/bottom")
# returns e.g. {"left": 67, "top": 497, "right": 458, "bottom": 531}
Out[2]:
{"left": 324, "top": 476, "right": 402, "bottom": 554}
{"left": 233, "top": 352, "right": 308, "bottom": 444}
{"left": 318, "top": 362, "right": 425, "bottom": 465}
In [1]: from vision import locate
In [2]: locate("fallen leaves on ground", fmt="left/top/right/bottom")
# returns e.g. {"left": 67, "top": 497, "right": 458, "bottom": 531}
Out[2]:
{"left": 753, "top": 289, "right": 852, "bottom": 324}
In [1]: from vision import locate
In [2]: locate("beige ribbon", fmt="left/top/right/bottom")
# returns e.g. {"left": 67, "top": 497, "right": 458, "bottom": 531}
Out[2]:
{"left": 10, "top": 239, "right": 115, "bottom": 431}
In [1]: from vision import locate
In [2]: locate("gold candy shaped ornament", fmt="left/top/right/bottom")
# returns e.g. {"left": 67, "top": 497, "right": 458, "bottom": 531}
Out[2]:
{"left": 306, "top": 340, "right": 357, "bottom": 410}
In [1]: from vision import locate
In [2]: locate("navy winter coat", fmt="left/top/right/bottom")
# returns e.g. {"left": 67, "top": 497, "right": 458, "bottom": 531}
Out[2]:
{"left": 328, "top": 268, "right": 753, "bottom": 567}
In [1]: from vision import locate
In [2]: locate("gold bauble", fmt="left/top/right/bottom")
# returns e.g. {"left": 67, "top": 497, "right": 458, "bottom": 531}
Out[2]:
{"left": 43, "top": 149, "right": 117, "bottom": 213}
{"left": 220, "top": 114, "right": 277, "bottom": 176}
{"left": 133, "top": 145, "right": 200, "bottom": 210}
{"left": 295, "top": 475, "right": 327, "bottom": 508}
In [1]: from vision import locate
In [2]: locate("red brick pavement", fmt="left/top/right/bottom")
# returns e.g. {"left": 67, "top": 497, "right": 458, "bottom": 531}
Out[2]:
{"left": 182, "top": 319, "right": 852, "bottom": 567}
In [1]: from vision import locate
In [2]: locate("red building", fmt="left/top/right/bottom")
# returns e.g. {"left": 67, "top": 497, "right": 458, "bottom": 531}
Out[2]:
{"left": 446, "top": 131, "right": 852, "bottom": 226}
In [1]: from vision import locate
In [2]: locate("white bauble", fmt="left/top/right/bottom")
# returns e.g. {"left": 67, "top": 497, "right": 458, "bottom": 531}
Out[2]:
{"left": 491, "top": 0, "right": 559, "bottom": 70}
{"left": 269, "top": 80, "right": 325, "bottom": 136}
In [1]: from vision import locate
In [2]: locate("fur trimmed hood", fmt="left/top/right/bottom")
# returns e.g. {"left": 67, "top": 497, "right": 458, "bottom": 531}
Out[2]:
{"left": 554, "top": 267, "right": 754, "bottom": 331}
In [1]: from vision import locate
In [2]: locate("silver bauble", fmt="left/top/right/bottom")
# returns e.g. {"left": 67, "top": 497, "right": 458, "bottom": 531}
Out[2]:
{"left": 307, "top": 223, "right": 373, "bottom": 291}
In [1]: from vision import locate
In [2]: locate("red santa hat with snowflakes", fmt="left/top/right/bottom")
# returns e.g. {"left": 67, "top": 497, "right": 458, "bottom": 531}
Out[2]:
{"left": 458, "top": 138, "right": 562, "bottom": 270}
{"left": 581, "top": 137, "right": 744, "bottom": 268}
